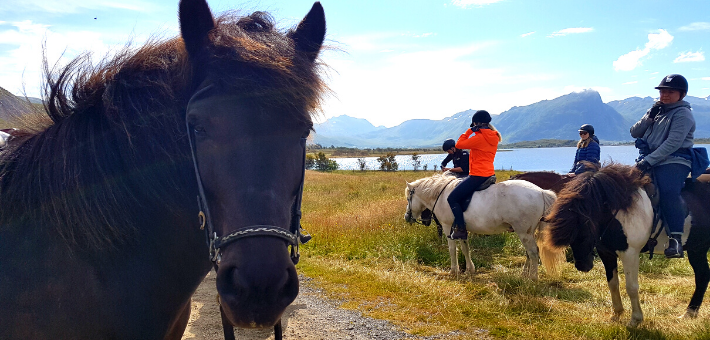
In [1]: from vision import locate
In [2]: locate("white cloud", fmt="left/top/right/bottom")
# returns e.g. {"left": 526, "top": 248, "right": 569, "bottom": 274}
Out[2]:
{"left": 414, "top": 33, "right": 434, "bottom": 38}
{"left": 613, "top": 29, "right": 673, "bottom": 71}
{"left": 623, "top": 81, "right": 638, "bottom": 85}
{"left": 0, "top": 20, "right": 140, "bottom": 97}
{"left": 703, "top": 77, "right": 710, "bottom": 81}
{"left": 679, "top": 22, "right": 710, "bottom": 31}
{"left": 547, "top": 27, "right": 593, "bottom": 37}
{"left": 451, "top": 0, "right": 505, "bottom": 8}
{"left": 320, "top": 41, "right": 557, "bottom": 127}
{"left": 521, "top": 32, "right": 535, "bottom": 38}
{"left": 674, "top": 51, "right": 705, "bottom": 63}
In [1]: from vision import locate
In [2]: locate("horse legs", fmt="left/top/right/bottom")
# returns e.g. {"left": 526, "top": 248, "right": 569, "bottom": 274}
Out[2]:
{"left": 685, "top": 248, "right": 710, "bottom": 318}
{"left": 597, "top": 248, "right": 624, "bottom": 322}
{"left": 516, "top": 228, "right": 539, "bottom": 280}
{"left": 618, "top": 249, "right": 643, "bottom": 327}
{"left": 447, "top": 237, "right": 459, "bottom": 276}
{"left": 459, "top": 239, "right": 475, "bottom": 275}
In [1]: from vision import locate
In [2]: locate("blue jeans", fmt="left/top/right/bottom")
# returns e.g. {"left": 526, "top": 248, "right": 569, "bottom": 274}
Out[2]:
{"left": 654, "top": 163, "right": 690, "bottom": 235}
{"left": 447, "top": 175, "right": 489, "bottom": 228}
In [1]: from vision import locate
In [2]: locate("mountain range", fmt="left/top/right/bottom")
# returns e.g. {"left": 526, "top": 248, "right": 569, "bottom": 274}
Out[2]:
{"left": 313, "top": 90, "right": 710, "bottom": 148}
{"left": 2, "top": 85, "right": 709, "bottom": 148}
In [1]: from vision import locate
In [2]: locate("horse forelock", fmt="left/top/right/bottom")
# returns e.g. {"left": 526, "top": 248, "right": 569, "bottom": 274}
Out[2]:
{"left": 0, "top": 8, "right": 327, "bottom": 251}
{"left": 205, "top": 11, "right": 327, "bottom": 126}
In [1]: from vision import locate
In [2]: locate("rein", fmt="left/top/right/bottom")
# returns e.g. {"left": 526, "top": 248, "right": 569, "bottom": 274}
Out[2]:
{"left": 185, "top": 83, "right": 307, "bottom": 340}
{"left": 406, "top": 177, "right": 457, "bottom": 225}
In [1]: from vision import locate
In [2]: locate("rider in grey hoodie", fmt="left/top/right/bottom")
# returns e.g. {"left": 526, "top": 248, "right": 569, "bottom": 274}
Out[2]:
{"left": 630, "top": 74, "right": 695, "bottom": 258}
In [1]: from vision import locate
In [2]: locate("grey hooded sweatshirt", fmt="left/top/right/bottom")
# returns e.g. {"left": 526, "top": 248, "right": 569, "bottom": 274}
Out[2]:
{"left": 630, "top": 100, "right": 694, "bottom": 168}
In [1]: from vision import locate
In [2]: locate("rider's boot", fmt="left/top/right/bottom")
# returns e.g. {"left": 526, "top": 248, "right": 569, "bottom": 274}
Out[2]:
{"left": 450, "top": 223, "right": 468, "bottom": 240}
{"left": 664, "top": 234, "right": 683, "bottom": 258}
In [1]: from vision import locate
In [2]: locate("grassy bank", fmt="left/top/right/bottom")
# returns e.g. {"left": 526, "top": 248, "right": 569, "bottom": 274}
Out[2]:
{"left": 298, "top": 170, "right": 710, "bottom": 340}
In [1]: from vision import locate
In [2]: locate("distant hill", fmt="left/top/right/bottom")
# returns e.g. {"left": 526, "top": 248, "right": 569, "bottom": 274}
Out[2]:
{"left": 0, "top": 86, "right": 40, "bottom": 126}
{"left": 607, "top": 95, "right": 710, "bottom": 138}
{"left": 313, "top": 110, "right": 478, "bottom": 148}
{"left": 492, "top": 90, "right": 629, "bottom": 143}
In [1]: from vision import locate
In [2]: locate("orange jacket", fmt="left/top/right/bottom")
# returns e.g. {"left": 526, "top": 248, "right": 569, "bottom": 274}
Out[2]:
{"left": 455, "top": 128, "right": 499, "bottom": 177}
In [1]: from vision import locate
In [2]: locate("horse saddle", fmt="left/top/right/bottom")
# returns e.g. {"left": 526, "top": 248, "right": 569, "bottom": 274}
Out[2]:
{"left": 641, "top": 182, "right": 689, "bottom": 255}
{"left": 461, "top": 175, "right": 496, "bottom": 212}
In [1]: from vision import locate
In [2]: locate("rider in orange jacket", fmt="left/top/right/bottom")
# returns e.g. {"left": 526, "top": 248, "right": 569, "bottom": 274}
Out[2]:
{"left": 447, "top": 110, "right": 501, "bottom": 239}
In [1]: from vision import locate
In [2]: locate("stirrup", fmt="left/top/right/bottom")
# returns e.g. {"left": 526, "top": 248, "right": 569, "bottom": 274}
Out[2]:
{"left": 664, "top": 238, "right": 683, "bottom": 258}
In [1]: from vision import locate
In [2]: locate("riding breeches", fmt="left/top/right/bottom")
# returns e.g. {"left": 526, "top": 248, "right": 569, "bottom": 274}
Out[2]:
{"left": 654, "top": 163, "right": 690, "bottom": 235}
{"left": 447, "top": 175, "right": 488, "bottom": 228}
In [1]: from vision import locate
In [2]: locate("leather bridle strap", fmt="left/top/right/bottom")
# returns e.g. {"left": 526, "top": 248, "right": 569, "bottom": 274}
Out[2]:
{"left": 185, "top": 85, "right": 307, "bottom": 340}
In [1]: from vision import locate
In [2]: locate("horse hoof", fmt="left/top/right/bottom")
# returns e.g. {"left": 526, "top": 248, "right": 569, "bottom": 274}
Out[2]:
{"left": 627, "top": 318, "right": 642, "bottom": 327}
{"left": 680, "top": 309, "right": 699, "bottom": 319}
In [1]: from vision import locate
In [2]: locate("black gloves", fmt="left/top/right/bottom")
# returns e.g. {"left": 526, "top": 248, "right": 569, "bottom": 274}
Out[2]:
{"left": 648, "top": 101, "right": 664, "bottom": 119}
{"left": 635, "top": 159, "right": 651, "bottom": 172}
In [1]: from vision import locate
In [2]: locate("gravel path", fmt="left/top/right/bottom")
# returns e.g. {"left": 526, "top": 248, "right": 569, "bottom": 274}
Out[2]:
{"left": 181, "top": 273, "right": 486, "bottom": 340}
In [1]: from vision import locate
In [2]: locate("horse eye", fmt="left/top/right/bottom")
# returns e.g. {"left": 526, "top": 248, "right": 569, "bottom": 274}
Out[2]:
{"left": 193, "top": 125, "right": 206, "bottom": 136}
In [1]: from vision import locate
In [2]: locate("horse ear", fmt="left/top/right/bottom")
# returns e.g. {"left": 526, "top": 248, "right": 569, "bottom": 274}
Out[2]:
{"left": 289, "top": 2, "right": 326, "bottom": 61}
{"left": 179, "top": 0, "right": 215, "bottom": 58}
{"left": 406, "top": 182, "right": 412, "bottom": 190}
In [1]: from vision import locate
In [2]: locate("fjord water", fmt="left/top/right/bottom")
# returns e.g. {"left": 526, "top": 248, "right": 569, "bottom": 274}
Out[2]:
{"left": 333, "top": 144, "right": 710, "bottom": 174}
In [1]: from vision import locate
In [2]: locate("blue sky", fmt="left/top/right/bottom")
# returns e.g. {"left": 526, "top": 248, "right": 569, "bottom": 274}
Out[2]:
{"left": 0, "top": 0, "right": 708, "bottom": 127}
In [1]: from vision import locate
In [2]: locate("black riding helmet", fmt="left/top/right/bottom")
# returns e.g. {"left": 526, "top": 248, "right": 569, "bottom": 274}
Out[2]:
{"left": 442, "top": 138, "right": 456, "bottom": 151}
{"left": 655, "top": 74, "right": 688, "bottom": 93}
{"left": 470, "top": 110, "right": 492, "bottom": 126}
{"left": 578, "top": 124, "right": 594, "bottom": 135}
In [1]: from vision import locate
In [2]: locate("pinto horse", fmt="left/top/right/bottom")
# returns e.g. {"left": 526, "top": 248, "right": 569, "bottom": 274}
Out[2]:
{"left": 0, "top": 1, "right": 326, "bottom": 339}
{"left": 405, "top": 174, "right": 557, "bottom": 280}
{"left": 540, "top": 163, "right": 710, "bottom": 326}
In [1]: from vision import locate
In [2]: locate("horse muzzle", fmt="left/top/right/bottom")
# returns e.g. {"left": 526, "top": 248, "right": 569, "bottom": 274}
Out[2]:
{"left": 215, "top": 238, "right": 299, "bottom": 328}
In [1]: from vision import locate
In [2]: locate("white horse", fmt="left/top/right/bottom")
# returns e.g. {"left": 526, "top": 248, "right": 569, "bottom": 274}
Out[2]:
{"left": 405, "top": 174, "right": 557, "bottom": 280}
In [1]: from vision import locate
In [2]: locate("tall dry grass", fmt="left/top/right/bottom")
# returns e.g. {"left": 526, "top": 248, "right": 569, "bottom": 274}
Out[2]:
{"left": 298, "top": 170, "right": 710, "bottom": 340}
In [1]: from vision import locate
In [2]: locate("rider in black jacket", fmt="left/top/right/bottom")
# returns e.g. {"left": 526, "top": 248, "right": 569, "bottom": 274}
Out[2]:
{"left": 441, "top": 139, "right": 469, "bottom": 178}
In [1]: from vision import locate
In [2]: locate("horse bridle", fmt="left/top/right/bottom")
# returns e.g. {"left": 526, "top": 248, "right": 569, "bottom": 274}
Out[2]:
{"left": 185, "top": 84, "right": 305, "bottom": 266}
{"left": 185, "top": 84, "right": 307, "bottom": 340}
{"left": 405, "top": 178, "right": 457, "bottom": 225}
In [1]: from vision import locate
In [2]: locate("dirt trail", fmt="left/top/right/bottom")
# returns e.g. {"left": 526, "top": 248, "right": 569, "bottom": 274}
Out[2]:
{"left": 180, "top": 273, "right": 473, "bottom": 340}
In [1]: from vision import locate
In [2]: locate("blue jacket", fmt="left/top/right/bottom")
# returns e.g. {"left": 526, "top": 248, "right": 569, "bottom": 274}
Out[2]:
{"left": 571, "top": 136, "right": 600, "bottom": 174}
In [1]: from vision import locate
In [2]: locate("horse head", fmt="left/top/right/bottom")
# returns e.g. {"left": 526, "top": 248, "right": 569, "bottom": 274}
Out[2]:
{"left": 180, "top": 0, "right": 325, "bottom": 328}
{"left": 404, "top": 182, "right": 431, "bottom": 226}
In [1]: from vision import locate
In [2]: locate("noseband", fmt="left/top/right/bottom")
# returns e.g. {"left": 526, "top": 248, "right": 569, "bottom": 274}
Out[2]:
{"left": 185, "top": 84, "right": 305, "bottom": 266}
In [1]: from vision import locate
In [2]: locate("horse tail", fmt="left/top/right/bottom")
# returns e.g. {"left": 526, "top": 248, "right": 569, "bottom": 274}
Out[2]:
{"left": 537, "top": 189, "right": 565, "bottom": 276}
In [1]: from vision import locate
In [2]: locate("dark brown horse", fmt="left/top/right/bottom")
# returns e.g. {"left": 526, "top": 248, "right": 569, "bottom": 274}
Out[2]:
{"left": 510, "top": 171, "right": 573, "bottom": 193}
{"left": 511, "top": 161, "right": 601, "bottom": 193}
{"left": 540, "top": 163, "right": 710, "bottom": 326}
{"left": 0, "top": 0, "right": 326, "bottom": 339}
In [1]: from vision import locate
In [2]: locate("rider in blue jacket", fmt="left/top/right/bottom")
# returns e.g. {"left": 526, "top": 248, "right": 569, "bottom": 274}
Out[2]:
{"left": 569, "top": 124, "right": 600, "bottom": 175}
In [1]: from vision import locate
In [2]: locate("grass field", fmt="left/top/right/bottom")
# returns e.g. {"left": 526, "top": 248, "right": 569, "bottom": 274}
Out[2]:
{"left": 297, "top": 170, "right": 710, "bottom": 340}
